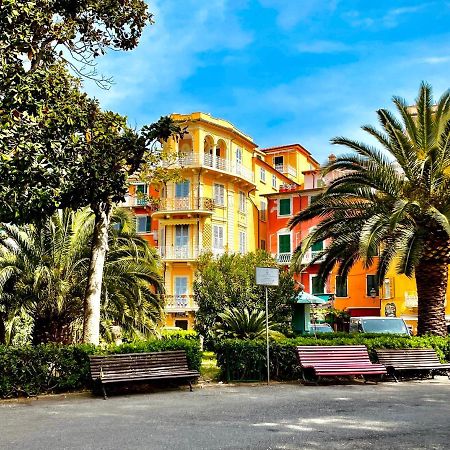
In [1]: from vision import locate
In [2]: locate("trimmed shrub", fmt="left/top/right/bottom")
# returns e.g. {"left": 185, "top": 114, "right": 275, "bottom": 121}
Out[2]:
{"left": 0, "top": 337, "right": 202, "bottom": 398}
{"left": 214, "top": 335, "right": 450, "bottom": 382}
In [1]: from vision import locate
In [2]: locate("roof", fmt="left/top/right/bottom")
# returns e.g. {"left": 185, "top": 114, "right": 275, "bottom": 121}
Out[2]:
{"left": 260, "top": 144, "right": 320, "bottom": 167}
{"left": 254, "top": 157, "right": 298, "bottom": 185}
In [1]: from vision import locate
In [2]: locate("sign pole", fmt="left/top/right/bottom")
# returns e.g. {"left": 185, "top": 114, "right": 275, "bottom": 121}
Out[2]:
{"left": 265, "top": 285, "right": 270, "bottom": 385}
{"left": 255, "top": 266, "right": 279, "bottom": 388}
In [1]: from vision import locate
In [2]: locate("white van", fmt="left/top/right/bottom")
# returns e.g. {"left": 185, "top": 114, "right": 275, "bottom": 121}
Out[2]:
{"left": 349, "top": 317, "right": 411, "bottom": 335}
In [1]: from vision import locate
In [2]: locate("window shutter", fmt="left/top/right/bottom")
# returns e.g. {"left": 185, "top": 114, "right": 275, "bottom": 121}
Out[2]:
{"left": 146, "top": 216, "right": 151, "bottom": 232}
{"left": 279, "top": 199, "right": 291, "bottom": 215}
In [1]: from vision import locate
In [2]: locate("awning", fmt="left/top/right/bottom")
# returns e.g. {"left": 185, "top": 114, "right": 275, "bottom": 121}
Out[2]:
{"left": 293, "top": 291, "right": 329, "bottom": 304}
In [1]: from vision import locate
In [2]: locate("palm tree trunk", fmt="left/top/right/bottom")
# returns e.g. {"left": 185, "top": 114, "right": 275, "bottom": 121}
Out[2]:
{"left": 82, "top": 201, "right": 112, "bottom": 345}
{"left": 416, "top": 260, "right": 448, "bottom": 336}
{"left": 0, "top": 312, "right": 6, "bottom": 344}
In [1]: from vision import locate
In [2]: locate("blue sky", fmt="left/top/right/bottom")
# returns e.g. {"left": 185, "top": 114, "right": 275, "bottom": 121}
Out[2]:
{"left": 83, "top": 0, "right": 450, "bottom": 163}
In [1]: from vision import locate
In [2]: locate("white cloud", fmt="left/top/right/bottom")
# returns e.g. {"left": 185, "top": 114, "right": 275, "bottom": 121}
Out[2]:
{"left": 82, "top": 0, "right": 252, "bottom": 121}
{"left": 419, "top": 56, "right": 450, "bottom": 64}
{"left": 258, "top": 0, "right": 340, "bottom": 29}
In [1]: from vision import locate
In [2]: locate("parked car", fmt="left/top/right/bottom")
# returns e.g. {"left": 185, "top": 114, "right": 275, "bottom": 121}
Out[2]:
{"left": 309, "top": 323, "right": 334, "bottom": 334}
{"left": 349, "top": 317, "right": 410, "bottom": 335}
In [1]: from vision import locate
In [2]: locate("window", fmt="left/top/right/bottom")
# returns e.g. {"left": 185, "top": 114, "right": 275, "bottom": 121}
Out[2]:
{"left": 236, "top": 148, "right": 242, "bottom": 166}
{"left": 278, "top": 198, "right": 291, "bottom": 216}
{"left": 239, "top": 191, "right": 246, "bottom": 213}
{"left": 366, "top": 275, "right": 379, "bottom": 297}
{"left": 260, "top": 167, "right": 266, "bottom": 182}
{"left": 135, "top": 184, "right": 148, "bottom": 205}
{"left": 311, "top": 240, "right": 324, "bottom": 254}
{"left": 214, "top": 184, "right": 225, "bottom": 206}
{"left": 213, "top": 225, "right": 224, "bottom": 250}
{"left": 239, "top": 231, "right": 246, "bottom": 254}
{"left": 260, "top": 200, "right": 267, "bottom": 221}
{"left": 274, "top": 156, "right": 283, "bottom": 169}
{"left": 272, "top": 174, "right": 277, "bottom": 189}
{"left": 311, "top": 275, "right": 325, "bottom": 295}
{"left": 335, "top": 276, "right": 348, "bottom": 297}
{"left": 278, "top": 234, "right": 291, "bottom": 254}
{"left": 260, "top": 239, "right": 266, "bottom": 250}
{"left": 136, "top": 216, "right": 151, "bottom": 234}
{"left": 175, "top": 181, "right": 189, "bottom": 197}
{"left": 309, "top": 194, "right": 319, "bottom": 205}
{"left": 175, "top": 225, "right": 189, "bottom": 247}
{"left": 174, "top": 277, "right": 188, "bottom": 307}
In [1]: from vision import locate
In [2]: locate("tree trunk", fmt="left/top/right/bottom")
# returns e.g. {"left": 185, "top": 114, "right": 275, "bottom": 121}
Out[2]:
{"left": 416, "top": 260, "right": 448, "bottom": 336}
{"left": 0, "top": 311, "right": 6, "bottom": 344}
{"left": 82, "top": 201, "right": 112, "bottom": 345}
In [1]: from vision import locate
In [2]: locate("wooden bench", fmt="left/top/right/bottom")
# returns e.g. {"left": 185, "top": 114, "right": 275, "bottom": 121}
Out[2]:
{"left": 89, "top": 350, "right": 200, "bottom": 399}
{"left": 375, "top": 348, "right": 450, "bottom": 382}
{"left": 295, "top": 345, "right": 387, "bottom": 383}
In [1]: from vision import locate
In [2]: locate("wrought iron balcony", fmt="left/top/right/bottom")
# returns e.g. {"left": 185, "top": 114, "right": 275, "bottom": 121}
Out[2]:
{"left": 165, "top": 295, "right": 199, "bottom": 312}
{"left": 158, "top": 196, "right": 215, "bottom": 213}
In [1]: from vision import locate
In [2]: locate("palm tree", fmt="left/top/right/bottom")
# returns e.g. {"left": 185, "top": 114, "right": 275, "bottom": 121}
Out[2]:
{"left": 0, "top": 208, "right": 164, "bottom": 344}
{"left": 212, "top": 307, "right": 284, "bottom": 340}
{"left": 289, "top": 83, "right": 450, "bottom": 336}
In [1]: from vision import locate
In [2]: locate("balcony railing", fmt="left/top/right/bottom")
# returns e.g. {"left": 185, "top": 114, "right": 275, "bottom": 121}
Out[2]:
{"left": 165, "top": 152, "right": 255, "bottom": 182}
{"left": 165, "top": 295, "right": 199, "bottom": 312}
{"left": 277, "top": 252, "right": 292, "bottom": 264}
{"left": 159, "top": 197, "right": 214, "bottom": 212}
{"left": 158, "top": 246, "right": 200, "bottom": 260}
{"left": 404, "top": 291, "right": 418, "bottom": 308}
{"left": 274, "top": 164, "right": 297, "bottom": 178}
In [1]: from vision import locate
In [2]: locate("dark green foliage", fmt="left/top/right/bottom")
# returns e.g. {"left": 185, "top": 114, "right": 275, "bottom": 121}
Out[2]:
{"left": 0, "top": 338, "right": 201, "bottom": 398}
{"left": 194, "top": 251, "right": 295, "bottom": 342}
{"left": 215, "top": 335, "right": 450, "bottom": 382}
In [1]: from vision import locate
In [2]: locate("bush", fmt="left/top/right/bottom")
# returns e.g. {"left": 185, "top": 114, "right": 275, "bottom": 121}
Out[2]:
{"left": 214, "top": 334, "right": 450, "bottom": 382}
{"left": 0, "top": 337, "right": 202, "bottom": 398}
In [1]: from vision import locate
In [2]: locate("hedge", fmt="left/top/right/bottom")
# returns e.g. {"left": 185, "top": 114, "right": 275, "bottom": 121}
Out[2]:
{"left": 214, "top": 334, "right": 450, "bottom": 382}
{"left": 0, "top": 338, "right": 201, "bottom": 398}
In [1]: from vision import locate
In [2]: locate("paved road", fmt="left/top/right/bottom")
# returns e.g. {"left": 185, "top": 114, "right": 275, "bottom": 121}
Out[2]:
{"left": 1, "top": 378, "right": 450, "bottom": 450}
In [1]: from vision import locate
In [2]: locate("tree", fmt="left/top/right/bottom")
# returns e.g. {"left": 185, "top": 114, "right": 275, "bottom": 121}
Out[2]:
{"left": 193, "top": 251, "right": 295, "bottom": 341}
{"left": 289, "top": 83, "right": 450, "bottom": 336}
{"left": 0, "top": 208, "right": 164, "bottom": 344}
{"left": 212, "top": 307, "right": 285, "bottom": 340}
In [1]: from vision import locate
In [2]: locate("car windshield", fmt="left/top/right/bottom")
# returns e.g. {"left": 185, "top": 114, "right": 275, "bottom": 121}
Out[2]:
{"left": 361, "top": 318, "right": 408, "bottom": 334}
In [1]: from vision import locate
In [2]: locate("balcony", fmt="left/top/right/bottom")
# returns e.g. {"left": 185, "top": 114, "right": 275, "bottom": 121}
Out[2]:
{"left": 154, "top": 197, "right": 215, "bottom": 217}
{"left": 158, "top": 246, "right": 201, "bottom": 261}
{"left": 404, "top": 291, "right": 418, "bottom": 308}
{"left": 274, "top": 164, "right": 297, "bottom": 178}
{"left": 165, "top": 152, "right": 255, "bottom": 183}
{"left": 299, "top": 250, "right": 325, "bottom": 265}
{"left": 165, "top": 295, "right": 199, "bottom": 313}
{"left": 277, "top": 252, "right": 292, "bottom": 265}
{"left": 118, "top": 195, "right": 149, "bottom": 208}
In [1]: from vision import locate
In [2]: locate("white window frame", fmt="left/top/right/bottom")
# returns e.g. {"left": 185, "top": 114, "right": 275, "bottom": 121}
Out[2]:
{"left": 239, "top": 231, "right": 246, "bottom": 254}
{"left": 260, "top": 167, "right": 266, "bottom": 183}
{"left": 238, "top": 191, "right": 246, "bottom": 213}
{"left": 260, "top": 199, "right": 267, "bottom": 222}
{"left": 135, "top": 215, "right": 149, "bottom": 234}
{"left": 236, "top": 148, "right": 242, "bottom": 166}
{"left": 175, "top": 224, "right": 189, "bottom": 247}
{"left": 213, "top": 224, "right": 224, "bottom": 251}
{"left": 310, "top": 274, "right": 327, "bottom": 295}
{"left": 174, "top": 276, "right": 189, "bottom": 307}
{"left": 278, "top": 197, "right": 292, "bottom": 217}
{"left": 272, "top": 174, "right": 277, "bottom": 189}
{"left": 175, "top": 180, "right": 190, "bottom": 198}
{"left": 214, "top": 183, "right": 225, "bottom": 207}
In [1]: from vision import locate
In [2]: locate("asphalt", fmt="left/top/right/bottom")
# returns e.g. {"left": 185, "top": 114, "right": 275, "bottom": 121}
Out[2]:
{"left": 1, "top": 378, "right": 450, "bottom": 450}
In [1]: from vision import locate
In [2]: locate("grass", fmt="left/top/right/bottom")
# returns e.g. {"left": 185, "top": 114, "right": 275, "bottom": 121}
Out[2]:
{"left": 200, "top": 351, "right": 220, "bottom": 381}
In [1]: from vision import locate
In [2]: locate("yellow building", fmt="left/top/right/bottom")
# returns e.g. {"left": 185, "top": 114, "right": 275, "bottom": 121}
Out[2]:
{"left": 147, "top": 113, "right": 295, "bottom": 329}
{"left": 380, "top": 266, "right": 450, "bottom": 335}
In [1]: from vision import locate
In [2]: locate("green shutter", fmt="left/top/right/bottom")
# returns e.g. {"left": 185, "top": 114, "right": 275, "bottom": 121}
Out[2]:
{"left": 312, "top": 276, "right": 324, "bottom": 294}
{"left": 146, "top": 216, "right": 151, "bottom": 232}
{"left": 336, "top": 276, "right": 347, "bottom": 297}
{"left": 311, "top": 240, "right": 323, "bottom": 252}
{"left": 278, "top": 234, "right": 291, "bottom": 253}
{"left": 279, "top": 199, "right": 291, "bottom": 215}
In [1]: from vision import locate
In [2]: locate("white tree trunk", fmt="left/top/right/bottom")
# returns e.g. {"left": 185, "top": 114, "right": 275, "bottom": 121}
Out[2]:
{"left": 82, "top": 201, "right": 112, "bottom": 345}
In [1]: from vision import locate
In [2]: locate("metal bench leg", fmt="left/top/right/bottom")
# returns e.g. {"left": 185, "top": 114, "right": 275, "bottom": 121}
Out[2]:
{"left": 102, "top": 383, "right": 108, "bottom": 400}
{"left": 189, "top": 380, "right": 193, "bottom": 392}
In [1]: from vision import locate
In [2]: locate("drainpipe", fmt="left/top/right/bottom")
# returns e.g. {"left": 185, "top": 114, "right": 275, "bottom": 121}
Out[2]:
{"left": 247, "top": 186, "right": 259, "bottom": 249}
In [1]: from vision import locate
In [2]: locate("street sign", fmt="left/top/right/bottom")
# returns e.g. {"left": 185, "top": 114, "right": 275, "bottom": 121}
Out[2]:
{"left": 255, "top": 267, "right": 279, "bottom": 286}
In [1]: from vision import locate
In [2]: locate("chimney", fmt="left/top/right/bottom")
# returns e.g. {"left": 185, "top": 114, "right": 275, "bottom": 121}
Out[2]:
{"left": 328, "top": 153, "right": 337, "bottom": 164}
